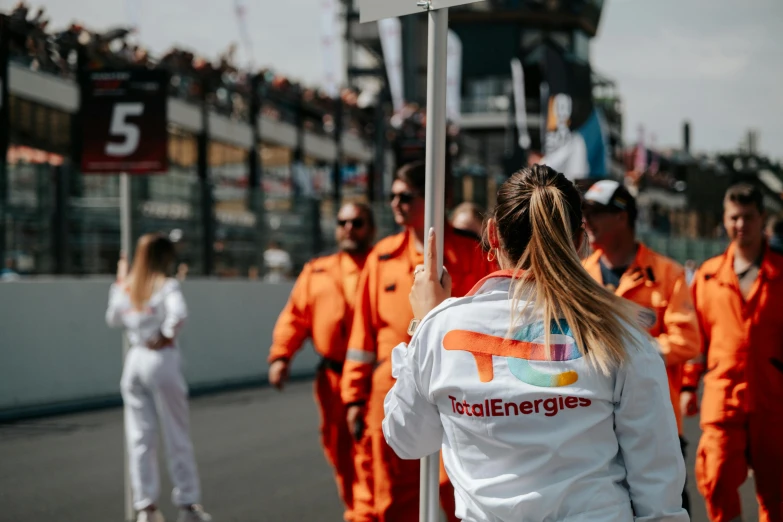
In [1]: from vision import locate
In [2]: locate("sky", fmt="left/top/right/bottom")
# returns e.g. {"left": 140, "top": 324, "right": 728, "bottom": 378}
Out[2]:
{"left": 5, "top": 0, "right": 783, "bottom": 160}
{"left": 592, "top": 0, "right": 783, "bottom": 160}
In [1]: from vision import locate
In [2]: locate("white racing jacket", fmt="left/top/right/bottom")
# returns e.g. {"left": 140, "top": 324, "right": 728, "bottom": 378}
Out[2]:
{"left": 383, "top": 273, "right": 688, "bottom": 522}
{"left": 106, "top": 278, "right": 187, "bottom": 349}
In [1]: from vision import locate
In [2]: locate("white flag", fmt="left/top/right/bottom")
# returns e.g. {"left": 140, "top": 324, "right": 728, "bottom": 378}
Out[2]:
{"left": 446, "top": 30, "right": 462, "bottom": 124}
{"left": 378, "top": 17, "right": 404, "bottom": 113}
{"left": 320, "top": 0, "right": 341, "bottom": 98}
{"left": 635, "top": 125, "right": 647, "bottom": 173}
{"left": 510, "top": 58, "right": 531, "bottom": 149}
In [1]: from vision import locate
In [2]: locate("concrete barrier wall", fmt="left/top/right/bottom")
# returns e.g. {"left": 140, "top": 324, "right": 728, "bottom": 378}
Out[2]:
{"left": 0, "top": 279, "right": 316, "bottom": 417}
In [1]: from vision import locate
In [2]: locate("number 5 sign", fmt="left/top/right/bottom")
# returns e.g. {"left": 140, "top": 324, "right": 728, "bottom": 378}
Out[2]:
{"left": 80, "top": 69, "right": 169, "bottom": 174}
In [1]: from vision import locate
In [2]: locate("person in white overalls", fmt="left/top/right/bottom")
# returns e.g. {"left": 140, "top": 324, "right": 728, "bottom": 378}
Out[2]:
{"left": 383, "top": 165, "right": 689, "bottom": 522}
{"left": 106, "top": 233, "right": 212, "bottom": 522}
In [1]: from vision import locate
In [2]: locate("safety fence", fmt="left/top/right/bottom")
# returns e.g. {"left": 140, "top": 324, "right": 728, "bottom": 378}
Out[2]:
{"left": 637, "top": 230, "right": 727, "bottom": 266}
{"left": 0, "top": 278, "right": 321, "bottom": 421}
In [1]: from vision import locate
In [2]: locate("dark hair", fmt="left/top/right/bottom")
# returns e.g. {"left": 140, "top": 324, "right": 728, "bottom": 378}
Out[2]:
{"left": 128, "top": 233, "right": 177, "bottom": 309}
{"left": 135, "top": 233, "right": 177, "bottom": 274}
{"left": 394, "top": 161, "right": 426, "bottom": 195}
{"left": 494, "top": 165, "right": 583, "bottom": 265}
{"left": 490, "top": 165, "right": 642, "bottom": 373}
{"left": 725, "top": 183, "right": 764, "bottom": 213}
{"left": 343, "top": 201, "right": 376, "bottom": 230}
{"left": 768, "top": 213, "right": 783, "bottom": 237}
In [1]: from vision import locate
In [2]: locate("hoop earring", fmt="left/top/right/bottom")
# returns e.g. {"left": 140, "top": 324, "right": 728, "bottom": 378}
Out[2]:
{"left": 487, "top": 249, "right": 496, "bottom": 262}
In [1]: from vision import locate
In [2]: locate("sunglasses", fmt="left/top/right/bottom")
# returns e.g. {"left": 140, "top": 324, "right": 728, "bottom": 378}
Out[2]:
{"left": 337, "top": 218, "right": 366, "bottom": 228}
{"left": 389, "top": 191, "right": 416, "bottom": 205}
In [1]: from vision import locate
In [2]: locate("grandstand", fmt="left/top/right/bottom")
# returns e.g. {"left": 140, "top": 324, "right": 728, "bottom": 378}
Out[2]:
{"left": 0, "top": 3, "right": 394, "bottom": 277}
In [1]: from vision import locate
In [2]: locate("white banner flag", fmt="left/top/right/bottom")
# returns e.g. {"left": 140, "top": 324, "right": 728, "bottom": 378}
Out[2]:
{"left": 320, "top": 0, "right": 341, "bottom": 98}
{"left": 378, "top": 17, "right": 404, "bottom": 113}
{"left": 634, "top": 125, "right": 647, "bottom": 173}
{"left": 446, "top": 30, "right": 462, "bottom": 124}
{"left": 510, "top": 58, "right": 531, "bottom": 149}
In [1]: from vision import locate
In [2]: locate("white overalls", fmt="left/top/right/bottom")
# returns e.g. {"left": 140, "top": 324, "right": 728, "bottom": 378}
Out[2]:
{"left": 106, "top": 279, "right": 202, "bottom": 511}
{"left": 383, "top": 273, "right": 689, "bottom": 522}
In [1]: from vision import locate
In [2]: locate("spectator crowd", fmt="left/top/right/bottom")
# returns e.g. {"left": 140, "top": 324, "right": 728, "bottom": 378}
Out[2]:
{"left": 4, "top": 2, "right": 379, "bottom": 138}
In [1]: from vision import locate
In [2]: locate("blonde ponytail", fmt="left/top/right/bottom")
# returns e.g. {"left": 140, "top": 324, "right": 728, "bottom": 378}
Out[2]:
{"left": 496, "top": 166, "right": 644, "bottom": 375}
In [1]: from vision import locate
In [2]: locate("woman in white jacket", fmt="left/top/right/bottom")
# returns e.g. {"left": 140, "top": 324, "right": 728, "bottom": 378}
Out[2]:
{"left": 383, "top": 166, "right": 689, "bottom": 522}
{"left": 106, "top": 234, "right": 211, "bottom": 522}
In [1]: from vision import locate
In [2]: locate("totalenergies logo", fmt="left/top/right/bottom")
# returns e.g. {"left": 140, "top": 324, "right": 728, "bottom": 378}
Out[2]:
{"left": 443, "top": 319, "right": 582, "bottom": 387}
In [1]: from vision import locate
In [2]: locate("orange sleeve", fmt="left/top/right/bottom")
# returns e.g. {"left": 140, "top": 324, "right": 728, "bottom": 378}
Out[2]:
{"left": 682, "top": 270, "right": 708, "bottom": 390}
{"left": 340, "top": 255, "right": 377, "bottom": 405}
{"left": 268, "top": 262, "right": 314, "bottom": 363}
{"left": 656, "top": 267, "right": 702, "bottom": 366}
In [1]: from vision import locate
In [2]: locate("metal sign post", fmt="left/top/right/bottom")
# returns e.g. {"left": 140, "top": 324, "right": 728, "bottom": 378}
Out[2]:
{"left": 420, "top": 5, "right": 448, "bottom": 521}
{"left": 79, "top": 68, "right": 169, "bottom": 522}
{"left": 120, "top": 174, "right": 132, "bottom": 271}
{"left": 357, "top": 1, "right": 484, "bottom": 520}
{"left": 119, "top": 172, "right": 133, "bottom": 522}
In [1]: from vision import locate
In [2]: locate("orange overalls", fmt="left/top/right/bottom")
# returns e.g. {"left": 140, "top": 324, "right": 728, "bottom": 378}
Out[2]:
{"left": 269, "top": 252, "right": 376, "bottom": 522}
{"left": 584, "top": 243, "right": 701, "bottom": 435}
{"left": 341, "top": 227, "right": 493, "bottom": 522}
{"left": 683, "top": 243, "right": 783, "bottom": 522}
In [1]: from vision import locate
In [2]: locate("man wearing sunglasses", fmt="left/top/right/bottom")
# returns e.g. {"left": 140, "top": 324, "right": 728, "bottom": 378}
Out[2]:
{"left": 267, "top": 202, "right": 377, "bottom": 522}
{"left": 580, "top": 179, "right": 701, "bottom": 516}
{"left": 341, "top": 161, "right": 494, "bottom": 522}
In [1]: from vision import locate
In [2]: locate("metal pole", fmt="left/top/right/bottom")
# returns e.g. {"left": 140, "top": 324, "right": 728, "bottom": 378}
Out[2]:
{"left": 345, "top": 0, "right": 355, "bottom": 88}
{"left": 120, "top": 172, "right": 133, "bottom": 522}
{"left": 0, "top": 15, "right": 10, "bottom": 273}
{"left": 120, "top": 173, "right": 132, "bottom": 263}
{"left": 333, "top": 96, "right": 343, "bottom": 209}
{"left": 421, "top": 6, "right": 448, "bottom": 522}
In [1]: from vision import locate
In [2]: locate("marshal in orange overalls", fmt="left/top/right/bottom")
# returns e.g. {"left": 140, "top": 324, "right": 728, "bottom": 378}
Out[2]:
{"left": 341, "top": 227, "right": 493, "bottom": 522}
{"left": 583, "top": 243, "right": 701, "bottom": 435}
{"left": 683, "top": 243, "right": 783, "bottom": 522}
{"left": 269, "top": 252, "right": 376, "bottom": 522}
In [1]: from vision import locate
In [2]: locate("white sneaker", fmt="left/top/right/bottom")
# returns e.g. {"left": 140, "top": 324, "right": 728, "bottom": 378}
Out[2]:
{"left": 177, "top": 505, "right": 212, "bottom": 522}
{"left": 136, "top": 509, "right": 165, "bottom": 522}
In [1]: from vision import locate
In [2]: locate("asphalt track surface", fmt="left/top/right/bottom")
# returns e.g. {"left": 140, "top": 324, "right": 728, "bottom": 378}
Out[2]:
{"left": 0, "top": 380, "right": 759, "bottom": 522}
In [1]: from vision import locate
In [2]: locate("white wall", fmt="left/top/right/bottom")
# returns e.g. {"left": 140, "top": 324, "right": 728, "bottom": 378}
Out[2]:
{"left": 0, "top": 279, "right": 317, "bottom": 415}
{"left": 8, "top": 66, "right": 371, "bottom": 161}
{"left": 9, "top": 63, "right": 78, "bottom": 112}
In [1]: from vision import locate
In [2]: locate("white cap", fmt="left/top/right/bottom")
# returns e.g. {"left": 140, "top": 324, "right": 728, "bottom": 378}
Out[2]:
{"left": 583, "top": 180, "right": 621, "bottom": 206}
